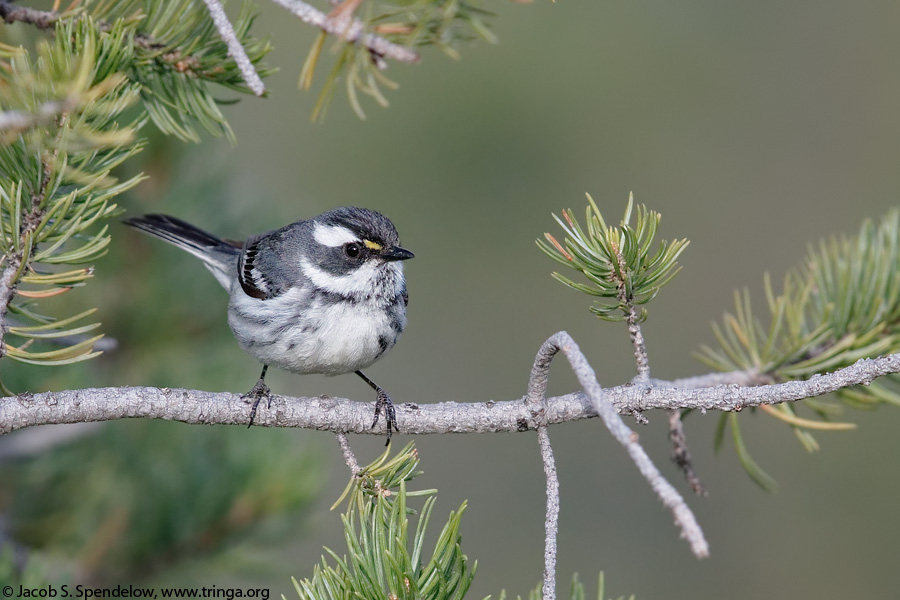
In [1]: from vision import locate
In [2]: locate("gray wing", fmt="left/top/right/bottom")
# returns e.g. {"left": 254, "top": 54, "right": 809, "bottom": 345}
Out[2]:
{"left": 237, "top": 221, "right": 310, "bottom": 300}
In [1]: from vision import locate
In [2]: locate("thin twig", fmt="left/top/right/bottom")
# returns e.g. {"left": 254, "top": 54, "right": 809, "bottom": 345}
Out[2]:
{"left": 668, "top": 409, "right": 707, "bottom": 496}
{"left": 609, "top": 233, "right": 649, "bottom": 380}
{"left": 525, "top": 341, "right": 561, "bottom": 599}
{"left": 536, "top": 426, "right": 559, "bottom": 600}
{"left": 529, "top": 332, "right": 709, "bottom": 558}
{"left": 623, "top": 303, "right": 650, "bottom": 381}
{"left": 335, "top": 432, "right": 361, "bottom": 476}
{"left": 0, "top": 1, "right": 58, "bottom": 28}
{"left": 269, "top": 0, "right": 419, "bottom": 64}
{"left": 620, "top": 272, "right": 705, "bottom": 493}
{"left": 201, "top": 0, "right": 265, "bottom": 96}
{"left": 616, "top": 246, "right": 653, "bottom": 429}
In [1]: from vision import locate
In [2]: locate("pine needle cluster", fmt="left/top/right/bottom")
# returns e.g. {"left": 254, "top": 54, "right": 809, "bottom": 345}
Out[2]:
{"left": 0, "top": 2, "right": 270, "bottom": 391}
{"left": 300, "top": 0, "right": 497, "bottom": 120}
{"left": 0, "top": 19, "right": 144, "bottom": 386}
{"left": 537, "top": 193, "right": 688, "bottom": 323}
{"left": 538, "top": 194, "right": 900, "bottom": 489}
{"left": 292, "top": 442, "right": 476, "bottom": 600}
{"left": 700, "top": 209, "right": 900, "bottom": 488}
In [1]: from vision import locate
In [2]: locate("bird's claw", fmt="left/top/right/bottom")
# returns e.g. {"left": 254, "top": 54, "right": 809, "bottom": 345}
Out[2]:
{"left": 371, "top": 388, "right": 399, "bottom": 445}
{"left": 244, "top": 378, "right": 272, "bottom": 427}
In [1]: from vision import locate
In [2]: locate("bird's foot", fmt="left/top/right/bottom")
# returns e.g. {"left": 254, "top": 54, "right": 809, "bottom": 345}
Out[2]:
{"left": 371, "top": 388, "right": 399, "bottom": 446}
{"left": 244, "top": 377, "right": 272, "bottom": 427}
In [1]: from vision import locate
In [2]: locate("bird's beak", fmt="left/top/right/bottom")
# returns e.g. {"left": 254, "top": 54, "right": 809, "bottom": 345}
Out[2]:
{"left": 383, "top": 246, "right": 415, "bottom": 262}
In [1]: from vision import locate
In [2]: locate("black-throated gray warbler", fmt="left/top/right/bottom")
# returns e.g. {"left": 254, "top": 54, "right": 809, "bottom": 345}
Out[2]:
{"left": 125, "top": 207, "right": 414, "bottom": 441}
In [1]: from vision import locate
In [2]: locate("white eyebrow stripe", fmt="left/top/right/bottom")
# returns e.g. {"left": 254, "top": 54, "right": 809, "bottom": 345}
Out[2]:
{"left": 313, "top": 222, "right": 360, "bottom": 247}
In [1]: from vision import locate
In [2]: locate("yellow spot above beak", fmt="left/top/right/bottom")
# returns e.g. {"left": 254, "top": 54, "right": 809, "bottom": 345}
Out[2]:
{"left": 363, "top": 239, "right": 382, "bottom": 251}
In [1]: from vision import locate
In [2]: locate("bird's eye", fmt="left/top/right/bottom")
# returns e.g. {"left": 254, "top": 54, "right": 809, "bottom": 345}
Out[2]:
{"left": 344, "top": 242, "right": 361, "bottom": 258}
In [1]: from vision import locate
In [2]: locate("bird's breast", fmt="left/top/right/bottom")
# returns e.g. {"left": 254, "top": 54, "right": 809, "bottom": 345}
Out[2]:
{"left": 227, "top": 286, "right": 407, "bottom": 375}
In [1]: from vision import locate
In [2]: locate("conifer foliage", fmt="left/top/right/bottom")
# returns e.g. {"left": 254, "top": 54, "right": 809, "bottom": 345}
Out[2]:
{"left": 0, "top": 2, "right": 269, "bottom": 392}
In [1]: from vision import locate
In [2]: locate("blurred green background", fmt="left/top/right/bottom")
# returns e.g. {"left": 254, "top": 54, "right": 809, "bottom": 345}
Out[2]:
{"left": 3, "top": 0, "right": 900, "bottom": 598}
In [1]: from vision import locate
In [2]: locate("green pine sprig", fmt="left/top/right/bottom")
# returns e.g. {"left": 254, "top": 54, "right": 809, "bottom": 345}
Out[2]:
{"left": 88, "top": 0, "right": 273, "bottom": 142}
{"left": 301, "top": 0, "right": 498, "bottom": 121}
{"left": 537, "top": 193, "right": 689, "bottom": 323}
{"left": 0, "top": 17, "right": 145, "bottom": 385}
{"left": 292, "top": 442, "right": 476, "bottom": 600}
{"left": 1, "top": 4, "right": 274, "bottom": 391}
{"left": 699, "top": 209, "right": 900, "bottom": 489}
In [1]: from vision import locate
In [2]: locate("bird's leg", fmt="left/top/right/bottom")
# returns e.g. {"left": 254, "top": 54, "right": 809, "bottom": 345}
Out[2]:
{"left": 355, "top": 370, "right": 398, "bottom": 445}
{"left": 245, "top": 364, "right": 271, "bottom": 427}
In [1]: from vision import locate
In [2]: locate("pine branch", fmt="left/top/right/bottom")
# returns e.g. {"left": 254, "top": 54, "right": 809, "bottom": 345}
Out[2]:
{"left": 1, "top": 2, "right": 273, "bottom": 141}
{"left": 689, "top": 209, "right": 900, "bottom": 485}
{"left": 540, "top": 198, "right": 900, "bottom": 489}
{"left": 1, "top": 0, "right": 490, "bottom": 121}
{"left": 527, "top": 332, "right": 709, "bottom": 559}
{"left": 0, "top": 0, "right": 269, "bottom": 80}
{"left": 4, "top": 335, "right": 898, "bottom": 575}
{"left": 0, "top": 21, "right": 144, "bottom": 379}
{"left": 286, "top": 0, "right": 498, "bottom": 119}
{"left": 3, "top": 346, "right": 897, "bottom": 435}
{"left": 0, "top": 8, "right": 269, "bottom": 384}
{"left": 540, "top": 194, "right": 706, "bottom": 496}
{"left": 270, "top": 0, "right": 419, "bottom": 64}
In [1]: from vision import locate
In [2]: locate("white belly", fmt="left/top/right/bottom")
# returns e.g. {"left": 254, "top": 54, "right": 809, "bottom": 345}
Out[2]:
{"left": 227, "top": 286, "right": 404, "bottom": 375}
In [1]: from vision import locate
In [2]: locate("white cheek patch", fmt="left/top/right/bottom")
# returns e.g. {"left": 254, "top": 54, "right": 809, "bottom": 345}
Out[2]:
{"left": 301, "top": 259, "right": 381, "bottom": 297}
{"left": 313, "top": 222, "right": 360, "bottom": 247}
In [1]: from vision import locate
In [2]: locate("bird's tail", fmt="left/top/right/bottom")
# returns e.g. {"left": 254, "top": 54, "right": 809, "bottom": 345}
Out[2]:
{"left": 124, "top": 214, "right": 240, "bottom": 289}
